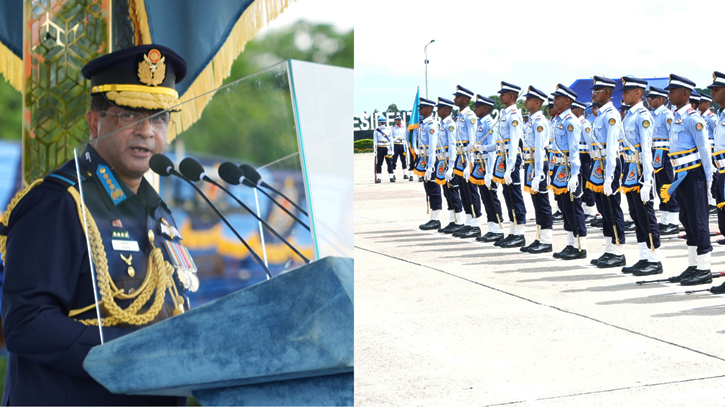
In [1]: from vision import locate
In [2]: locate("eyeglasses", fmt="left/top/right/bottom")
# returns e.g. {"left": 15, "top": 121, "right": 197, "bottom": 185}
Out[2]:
{"left": 591, "top": 89, "right": 606, "bottom": 95}
{"left": 100, "top": 110, "right": 172, "bottom": 131}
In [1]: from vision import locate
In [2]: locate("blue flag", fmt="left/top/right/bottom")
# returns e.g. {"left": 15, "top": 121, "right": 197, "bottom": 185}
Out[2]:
{"left": 408, "top": 88, "right": 420, "bottom": 149}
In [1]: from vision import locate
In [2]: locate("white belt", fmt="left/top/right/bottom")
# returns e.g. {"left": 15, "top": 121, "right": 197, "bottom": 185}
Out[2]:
{"left": 652, "top": 140, "right": 669, "bottom": 149}
{"left": 622, "top": 154, "right": 638, "bottom": 163}
{"left": 671, "top": 151, "right": 701, "bottom": 167}
{"left": 591, "top": 149, "right": 606, "bottom": 159}
{"left": 716, "top": 158, "right": 725, "bottom": 169}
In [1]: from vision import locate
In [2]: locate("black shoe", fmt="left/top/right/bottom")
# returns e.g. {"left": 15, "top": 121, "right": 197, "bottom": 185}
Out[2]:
{"left": 668, "top": 266, "right": 698, "bottom": 283}
{"left": 375, "top": 179, "right": 381, "bottom": 183}
{"left": 477, "top": 232, "right": 504, "bottom": 243}
{"left": 584, "top": 214, "right": 595, "bottom": 223}
{"left": 500, "top": 235, "right": 525, "bottom": 248}
{"left": 404, "top": 175, "right": 409, "bottom": 180}
{"left": 409, "top": 176, "right": 414, "bottom": 182}
{"left": 632, "top": 262, "right": 664, "bottom": 276}
{"left": 681, "top": 269, "right": 713, "bottom": 286}
{"left": 709, "top": 205, "right": 717, "bottom": 214}
{"left": 438, "top": 222, "right": 456, "bottom": 233}
{"left": 623, "top": 221, "right": 636, "bottom": 232}
{"left": 419, "top": 177, "right": 424, "bottom": 182}
{"left": 458, "top": 226, "right": 482, "bottom": 238}
{"left": 591, "top": 218, "right": 603, "bottom": 228}
{"left": 659, "top": 224, "right": 678, "bottom": 235}
{"left": 419, "top": 220, "right": 441, "bottom": 231}
{"left": 390, "top": 177, "right": 396, "bottom": 183}
{"left": 553, "top": 211, "right": 564, "bottom": 221}
{"left": 719, "top": 239, "right": 725, "bottom": 245}
{"left": 560, "top": 248, "right": 587, "bottom": 260}
{"left": 452, "top": 225, "right": 471, "bottom": 237}
{"left": 445, "top": 223, "right": 466, "bottom": 234}
{"left": 494, "top": 234, "right": 514, "bottom": 247}
{"left": 520, "top": 240, "right": 539, "bottom": 252}
{"left": 590, "top": 252, "right": 612, "bottom": 265}
{"left": 527, "top": 242, "right": 553, "bottom": 254}
{"left": 621, "top": 259, "right": 649, "bottom": 274}
{"left": 710, "top": 282, "right": 725, "bottom": 294}
{"left": 554, "top": 245, "right": 576, "bottom": 258}
{"left": 597, "top": 254, "right": 626, "bottom": 268}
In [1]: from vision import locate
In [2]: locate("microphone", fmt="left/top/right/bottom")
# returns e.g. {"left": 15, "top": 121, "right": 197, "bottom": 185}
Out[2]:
{"left": 182, "top": 158, "right": 310, "bottom": 263}
{"left": 236, "top": 165, "right": 310, "bottom": 231}
{"left": 239, "top": 164, "right": 308, "bottom": 216}
{"left": 150, "top": 154, "right": 273, "bottom": 278}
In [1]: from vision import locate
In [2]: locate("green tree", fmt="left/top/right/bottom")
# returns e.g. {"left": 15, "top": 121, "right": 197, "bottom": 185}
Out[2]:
{"left": 0, "top": 76, "right": 21, "bottom": 140}
{"left": 387, "top": 103, "right": 399, "bottom": 113}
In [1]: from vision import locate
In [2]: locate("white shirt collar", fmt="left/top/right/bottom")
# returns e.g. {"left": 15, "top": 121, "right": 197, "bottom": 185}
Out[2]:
{"left": 675, "top": 104, "right": 690, "bottom": 116}
{"left": 628, "top": 101, "right": 644, "bottom": 113}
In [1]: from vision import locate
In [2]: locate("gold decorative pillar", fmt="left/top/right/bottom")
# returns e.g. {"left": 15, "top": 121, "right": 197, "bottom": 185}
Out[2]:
{"left": 22, "top": 0, "right": 142, "bottom": 185}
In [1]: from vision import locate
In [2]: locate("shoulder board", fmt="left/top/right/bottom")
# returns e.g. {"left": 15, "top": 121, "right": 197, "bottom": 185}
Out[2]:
{"left": 45, "top": 165, "right": 81, "bottom": 189}
{"left": 563, "top": 113, "right": 573, "bottom": 119}
{"left": 637, "top": 107, "right": 648, "bottom": 115}
{"left": 686, "top": 107, "right": 695, "bottom": 113}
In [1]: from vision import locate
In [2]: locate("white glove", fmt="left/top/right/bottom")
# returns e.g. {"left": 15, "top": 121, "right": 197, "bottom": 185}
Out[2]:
{"left": 534, "top": 172, "right": 545, "bottom": 185}
{"left": 445, "top": 167, "right": 454, "bottom": 181}
{"left": 484, "top": 173, "right": 493, "bottom": 188}
{"left": 603, "top": 178, "right": 613, "bottom": 196}
{"left": 504, "top": 170, "right": 512, "bottom": 185}
{"left": 424, "top": 167, "right": 433, "bottom": 181}
{"left": 463, "top": 165, "right": 471, "bottom": 181}
{"left": 708, "top": 181, "right": 713, "bottom": 202}
{"left": 567, "top": 177, "right": 578, "bottom": 193}
{"left": 640, "top": 182, "right": 652, "bottom": 202}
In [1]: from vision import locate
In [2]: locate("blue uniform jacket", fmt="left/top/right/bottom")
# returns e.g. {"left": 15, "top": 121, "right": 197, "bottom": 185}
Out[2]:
{"left": 0, "top": 144, "right": 187, "bottom": 406}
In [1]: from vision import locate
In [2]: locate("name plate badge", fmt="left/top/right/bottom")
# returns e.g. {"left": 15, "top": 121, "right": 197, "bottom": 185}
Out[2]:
{"left": 112, "top": 239, "right": 140, "bottom": 252}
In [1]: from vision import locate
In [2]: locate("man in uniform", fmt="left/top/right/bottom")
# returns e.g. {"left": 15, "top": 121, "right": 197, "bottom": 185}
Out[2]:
{"left": 391, "top": 115, "right": 410, "bottom": 180}
{"left": 414, "top": 97, "right": 444, "bottom": 230}
{"left": 489, "top": 81, "right": 526, "bottom": 248}
{"left": 451, "top": 85, "right": 483, "bottom": 238}
{"left": 434, "top": 98, "right": 465, "bottom": 234}
{"left": 373, "top": 116, "right": 395, "bottom": 183}
{"left": 588, "top": 76, "right": 627, "bottom": 268}
{"left": 647, "top": 86, "right": 679, "bottom": 235}
{"left": 0, "top": 45, "right": 190, "bottom": 405}
{"left": 706, "top": 71, "right": 725, "bottom": 293}
{"left": 549, "top": 84, "right": 587, "bottom": 260}
{"left": 661, "top": 74, "right": 714, "bottom": 285}
{"left": 571, "top": 100, "right": 597, "bottom": 223}
{"left": 470, "top": 94, "right": 505, "bottom": 243}
{"left": 699, "top": 93, "right": 719, "bottom": 213}
{"left": 690, "top": 91, "right": 701, "bottom": 111}
{"left": 619, "top": 77, "right": 662, "bottom": 276}
{"left": 548, "top": 97, "right": 564, "bottom": 223}
{"left": 519, "top": 86, "right": 554, "bottom": 254}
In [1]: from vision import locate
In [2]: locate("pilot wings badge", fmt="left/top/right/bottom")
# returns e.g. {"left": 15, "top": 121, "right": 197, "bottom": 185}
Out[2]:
{"left": 138, "top": 49, "right": 166, "bottom": 86}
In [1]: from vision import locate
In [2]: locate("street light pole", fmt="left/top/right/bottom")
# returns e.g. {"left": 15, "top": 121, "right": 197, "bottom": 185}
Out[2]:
{"left": 424, "top": 39, "right": 435, "bottom": 99}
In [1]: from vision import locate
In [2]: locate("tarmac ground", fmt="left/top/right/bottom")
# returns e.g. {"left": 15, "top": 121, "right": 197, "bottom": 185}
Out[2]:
{"left": 354, "top": 152, "right": 725, "bottom": 406}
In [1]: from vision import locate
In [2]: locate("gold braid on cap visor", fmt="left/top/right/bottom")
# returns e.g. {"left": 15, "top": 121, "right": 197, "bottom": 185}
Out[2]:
{"left": 92, "top": 84, "right": 180, "bottom": 111}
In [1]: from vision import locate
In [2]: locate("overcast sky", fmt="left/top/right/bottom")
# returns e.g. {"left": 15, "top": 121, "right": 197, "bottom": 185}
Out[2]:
{"left": 264, "top": 0, "right": 354, "bottom": 34}
{"left": 354, "top": 0, "right": 724, "bottom": 115}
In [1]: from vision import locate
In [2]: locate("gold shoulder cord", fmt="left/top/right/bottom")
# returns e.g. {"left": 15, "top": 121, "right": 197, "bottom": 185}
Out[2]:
{"left": 0, "top": 180, "right": 179, "bottom": 327}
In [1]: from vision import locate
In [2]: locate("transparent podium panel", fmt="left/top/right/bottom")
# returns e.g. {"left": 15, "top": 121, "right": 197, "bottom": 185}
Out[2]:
{"left": 72, "top": 60, "right": 351, "bottom": 342}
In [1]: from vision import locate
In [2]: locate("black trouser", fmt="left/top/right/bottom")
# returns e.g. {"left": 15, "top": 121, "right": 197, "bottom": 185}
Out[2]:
{"left": 443, "top": 176, "right": 463, "bottom": 213}
{"left": 678, "top": 167, "right": 712, "bottom": 255}
{"left": 625, "top": 191, "right": 660, "bottom": 249}
{"left": 376, "top": 146, "right": 392, "bottom": 174}
{"left": 580, "top": 153, "right": 596, "bottom": 207}
{"left": 592, "top": 160, "right": 624, "bottom": 245}
{"left": 502, "top": 156, "right": 526, "bottom": 225}
{"left": 531, "top": 192, "right": 554, "bottom": 230}
{"left": 424, "top": 179, "right": 442, "bottom": 211}
{"left": 478, "top": 182, "right": 503, "bottom": 224}
{"left": 453, "top": 174, "right": 482, "bottom": 218}
{"left": 654, "top": 153, "right": 679, "bottom": 213}
{"left": 715, "top": 170, "right": 725, "bottom": 234}
{"left": 391, "top": 144, "right": 407, "bottom": 171}
{"left": 556, "top": 190, "right": 587, "bottom": 237}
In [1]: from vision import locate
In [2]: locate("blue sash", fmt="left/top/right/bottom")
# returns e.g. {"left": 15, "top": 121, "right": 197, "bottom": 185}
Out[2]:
{"left": 453, "top": 153, "right": 468, "bottom": 176}
{"left": 550, "top": 165, "right": 569, "bottom": 194}
{"left": 621, "top": 160, "right": 641, "bottom": 193}
{"left": 470, "top": 153, "right": 487, "bottom": 185}
{"left": 653, "top": 149, "right": 665, "bottom": 172}
{"left": 586, "top": 159, "right": 606, "bottom": 192}
{"left": 492, "top": 155, "right": 506, "bottom": 183}
{"left": 414, "top": 155, "right": 428, "bottom": 176}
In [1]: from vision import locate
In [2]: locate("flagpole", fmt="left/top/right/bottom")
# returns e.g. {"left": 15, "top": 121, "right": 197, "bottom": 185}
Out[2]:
{"left": 424, "top": 40, "right": 435, "bottom": 99}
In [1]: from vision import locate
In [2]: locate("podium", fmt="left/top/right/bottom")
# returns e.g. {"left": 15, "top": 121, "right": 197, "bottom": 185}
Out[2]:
{"left": 83, "top": 256, "right": 353, "bottom": 406}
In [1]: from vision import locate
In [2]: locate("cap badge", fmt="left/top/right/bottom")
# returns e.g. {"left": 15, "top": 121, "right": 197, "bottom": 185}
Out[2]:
{"left": 138, "top": 49, "right": 166, "bottom": 86}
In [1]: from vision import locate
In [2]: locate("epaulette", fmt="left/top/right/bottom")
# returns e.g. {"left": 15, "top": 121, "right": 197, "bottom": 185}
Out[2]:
{"left": 45, "top": 164, "right": 82, "bottom": 189}
{"left": 686, "top": 107, "right": 695, "bottom": 114}
{"left": 580, "top": 117, "right": 587, "bottom": 123}
{"left": 563, "top": 113, "right": 573, "bottom": 120}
